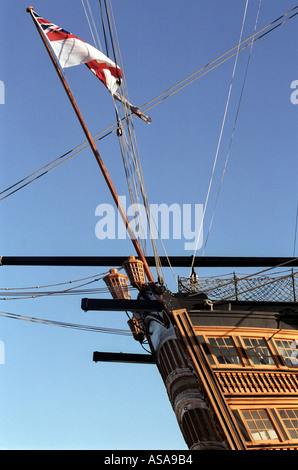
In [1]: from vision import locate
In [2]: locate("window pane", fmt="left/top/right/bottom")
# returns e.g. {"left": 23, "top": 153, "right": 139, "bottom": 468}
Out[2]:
{"left": 268, "top": 429, "right": 278, "bottom": 439}
{"left": 207, "top": 337, "right": 240, "bottom": 365}
{"left": 242, "top": 410, "right": 279, "bottom": 442}
{"left": 279, "top": 409, "right": 298, "bottom": 440}
{"left": 244, "top": 338, "right": 275, "bottom": 365}
{"left": 259, "top": 411, "right": 267, "bottom": 420}
{"left": 209, "top": 338, "right": 216, "bottom": 346}
{"left": 247, "top": 421, "right": 257, "bottom": 430}
{"left": 217, "top": 356, "right": 226, "bottom": 364}
{"left": 251, "top": 356, "right": 260, "bottom": 365}
{"left": 260, "top": 430, "right": 269, "bottom": 440}
{"left": 275, "top": 339, "right": 298, "bottom": 367}
{"left": 213, "top": 346, "right": 221, "bottom": 356}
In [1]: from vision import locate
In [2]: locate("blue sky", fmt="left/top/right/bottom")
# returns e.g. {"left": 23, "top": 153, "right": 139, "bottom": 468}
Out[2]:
{"left": 0, "top": 0, "right": 297, "bottom": 450}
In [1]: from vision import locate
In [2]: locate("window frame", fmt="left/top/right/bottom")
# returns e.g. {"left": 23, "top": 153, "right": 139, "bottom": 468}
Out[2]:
{"left": 205, "top": 335, "right": 245, "bottom": 367}
{"left": 238, "top": 336, "right": 277, "bottom": 368}
{"left": 274, "top": 339, "right": 298, "bottom": 368}
{"left": 277, "top": 408, "right": 298, "bottom": 441}
{"left": 200, "top": 330, "right": 298, "bottom": 370}
{"left": 239, "top": 408, "right": 283, "bottom": 444}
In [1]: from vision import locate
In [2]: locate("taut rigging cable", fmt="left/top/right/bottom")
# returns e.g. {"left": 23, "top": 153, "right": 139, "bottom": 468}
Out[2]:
{"left": 140, "top": 5, "right": 298, "bottom": 117}
{"left": 201, "top": 0, "right": 262, "bottom": 262}
{"left": 81, "top": 0, "right": 102, "bottom": 51}
{"left": 1, "top": 6, "right": 297, "bottom": 205}
{"left": 2, "top": 3, "right": 297, "bottom": 288}
{"left": 99, "top": 0, "right": 166, "bottom": 283}
{"left": 0, "top": 309, "right": 132, "bottom": 335}
{"left": 190, "top": 0, "right": 250, "bottom": 275}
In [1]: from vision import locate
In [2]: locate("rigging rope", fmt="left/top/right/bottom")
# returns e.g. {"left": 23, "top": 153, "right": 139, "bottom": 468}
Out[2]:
{"left": 0, "top": 270, "right": 110, "bottom": 291}
{"left": 140, "top": 5, "right": 298, "bottom": 117}
{"left": 2, "top": 6, "right": 297, "bottom": 205}
{"left": 0, "top": 309, "right": 132, "bottom": 335}
{"left": 101, "top": 0, "right": 165, "bottom": 283}
{"left": 200, "top": 0, "right": 262, "bottom": 262}
{"left": 81, "top": 0, "right": 102, "bottom": 51}
{"left": 0, "top": 129, "right": 113, "bottom": 202}
{"left": 0, "top": 266, "right": 140, "bottom": 301}
{"left": 190, "top": 0, "right": 250, "bottom": 275}
{"left": 2, "top": 3, "right": 297, "bottom": 285}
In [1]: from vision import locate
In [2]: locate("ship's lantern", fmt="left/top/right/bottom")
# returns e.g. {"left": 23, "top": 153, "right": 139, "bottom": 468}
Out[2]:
{"left": 127, "top": 317, "right": 145, "bottom": 342}
{"left": 103, "top": 269, "right": 131, "bottom": 300}
{"left": 123, "top": 256, "right": 146, "bottom": 290}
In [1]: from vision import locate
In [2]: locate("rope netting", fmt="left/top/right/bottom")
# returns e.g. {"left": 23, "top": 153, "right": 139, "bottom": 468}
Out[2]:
{"left": 178, "top": 270, "right": 298, "bottom": 302}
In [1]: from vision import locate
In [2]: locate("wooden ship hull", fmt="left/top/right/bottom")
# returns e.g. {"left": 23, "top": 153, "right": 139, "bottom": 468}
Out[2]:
{"left": 145, "top": 294, "right": 298, "bottom": 450}
{"left": 90, "top": 260, "right": 298, "bottom": 450}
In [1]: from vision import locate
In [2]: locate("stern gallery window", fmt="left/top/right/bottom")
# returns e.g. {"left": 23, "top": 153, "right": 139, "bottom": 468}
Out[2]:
{"left": 207, "top": 337, "right": 240, "bottom": 365}
{"left": 242, "top": 410, "right": 278, "bottom": 441}
{"left": 278, "top": 409, "right": 298, "bottom": 439}
{"left": 243, "top": 338, "right": 275, "bottom": 365}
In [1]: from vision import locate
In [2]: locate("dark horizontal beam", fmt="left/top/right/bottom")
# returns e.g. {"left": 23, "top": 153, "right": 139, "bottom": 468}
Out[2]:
{"left": 82, "top": 297, "right": 298, "bottom": 314}
{"left": 1, "top": 256, "right": 297, "bottom": 268}
{"left": 93, "top": 351, "right": 155, "bottom": 364}
{"left": 82, "top": 298, "right": 162, "bottom": 312}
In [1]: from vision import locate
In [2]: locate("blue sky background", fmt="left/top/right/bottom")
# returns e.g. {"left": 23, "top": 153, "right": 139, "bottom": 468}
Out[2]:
{"left": 0, "top": 0, "right": 297, "bottom": 450}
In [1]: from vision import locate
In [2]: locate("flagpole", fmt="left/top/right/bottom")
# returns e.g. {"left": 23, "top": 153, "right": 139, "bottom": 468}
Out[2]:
{"left": 26, "top": 6, "right": 154, "bottom": 284}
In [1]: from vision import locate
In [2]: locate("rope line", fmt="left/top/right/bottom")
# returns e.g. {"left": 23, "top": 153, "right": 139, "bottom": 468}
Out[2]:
{"left": 102, "top": 0, "right": 166, "bottom": 283}
{"left": 140, "top": 5, "right": 298, "bottom": 117}
{"left": 190, "top": 0, "right": 250, "bottom": 275}
{"left": 81, "top": 0, "right": 102, "bottom": 50}
{"left": 0, "top": 129, "right": 113, "bottom": 202}
{"left": 0, "top": 309, "right": 132, "bottom": 335}
{"left": 201, "top": 0, "right": 262, "bottom": 261}
{"left": 1, "top": 6, "right": 297, "bottom": 205}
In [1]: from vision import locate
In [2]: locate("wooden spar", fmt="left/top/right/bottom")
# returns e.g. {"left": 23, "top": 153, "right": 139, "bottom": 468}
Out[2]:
{"left": 26, "top": 7, "right": 154, "bottom": 283}
{"left": 3, "top": 255, "right": 298, "bottom": 268}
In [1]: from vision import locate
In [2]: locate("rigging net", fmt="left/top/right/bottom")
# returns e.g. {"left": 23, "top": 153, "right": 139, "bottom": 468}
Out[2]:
{"left": 179, "top": 269, "right": 298, "bottom": 303}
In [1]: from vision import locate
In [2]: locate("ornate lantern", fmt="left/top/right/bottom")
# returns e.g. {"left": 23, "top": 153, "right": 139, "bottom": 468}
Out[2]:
{"left": 103, "top": 268, "right": 131, "bottom": 300}
{"left": 127, "top": 317, "right": 145, "bottom": 342}
{"left": 123, "top": 256, "right": 146, "bottom": 290}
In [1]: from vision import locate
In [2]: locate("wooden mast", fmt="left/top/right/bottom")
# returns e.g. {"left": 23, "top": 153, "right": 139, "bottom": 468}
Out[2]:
{"left": 26, "top": 6, "right": 154, "bottom": 283}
